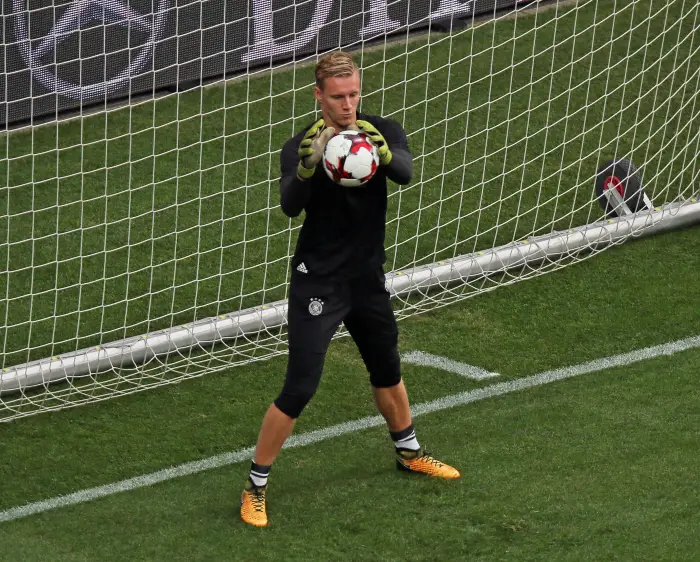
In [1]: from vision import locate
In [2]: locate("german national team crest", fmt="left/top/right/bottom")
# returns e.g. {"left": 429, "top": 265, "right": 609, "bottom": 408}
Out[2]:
{"left": 308, "top": 298, "right": 323, "bottom": 316}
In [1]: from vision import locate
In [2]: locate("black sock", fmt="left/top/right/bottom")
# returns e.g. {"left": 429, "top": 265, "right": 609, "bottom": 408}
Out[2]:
{"left": 248, "top": 461, "right": 271, "bottom": 489}
{"left": 390, "top": 424, "right": 421, "bottom": 452}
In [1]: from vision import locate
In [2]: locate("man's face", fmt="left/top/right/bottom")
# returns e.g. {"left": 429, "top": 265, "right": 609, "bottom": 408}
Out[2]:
{"left": 314, "top": 72, "right": 361, "bottom": 131}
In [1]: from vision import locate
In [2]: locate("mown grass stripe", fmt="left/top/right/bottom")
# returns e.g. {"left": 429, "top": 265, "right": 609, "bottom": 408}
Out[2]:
{"left": 1, "top": 334, "right": 698, "bottom": 523}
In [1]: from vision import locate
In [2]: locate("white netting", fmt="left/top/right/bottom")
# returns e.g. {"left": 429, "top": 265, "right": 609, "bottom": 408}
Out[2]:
{"left": 1, "top": 0, "right": 699, "bottom": 420}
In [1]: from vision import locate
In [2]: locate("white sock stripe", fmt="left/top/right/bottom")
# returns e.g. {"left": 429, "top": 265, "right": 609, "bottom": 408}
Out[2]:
{"left": 250, "top": 470, "right": 269, "bottom": 478}
{"left": 249, "top": 474, "right": 268, "bottom": 486}
{"left": 395, "top": 436, "right": 420, "bottom": 450}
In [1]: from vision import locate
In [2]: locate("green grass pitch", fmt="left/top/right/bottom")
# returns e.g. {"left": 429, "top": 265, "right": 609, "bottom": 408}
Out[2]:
{"left": 0, "top": 221, "right": 698, "bottom": 560}
{"left": 0, "top": 1, "right": 699, "bottom": 557}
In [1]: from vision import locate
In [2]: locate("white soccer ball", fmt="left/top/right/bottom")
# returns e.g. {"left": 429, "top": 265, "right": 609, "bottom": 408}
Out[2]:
{"left": 323, "top": 130, "right": 379, "bottom": 187}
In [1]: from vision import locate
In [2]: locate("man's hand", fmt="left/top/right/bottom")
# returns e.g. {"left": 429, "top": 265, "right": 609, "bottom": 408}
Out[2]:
{"left": 297, "top": 119, "right": 336, "bottom": 180}
{"left": 355, "top": 120, "right": 392, "bottom": 166}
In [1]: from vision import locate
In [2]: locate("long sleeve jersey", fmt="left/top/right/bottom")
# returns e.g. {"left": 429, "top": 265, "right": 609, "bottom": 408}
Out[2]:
{"left": 279, "top": 113, "right": 412, "bottom": 280}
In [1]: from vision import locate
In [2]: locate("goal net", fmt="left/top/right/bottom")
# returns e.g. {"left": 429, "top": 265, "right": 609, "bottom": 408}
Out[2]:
{"left": 1, "top": 0, "right": 699, "bottom": 420}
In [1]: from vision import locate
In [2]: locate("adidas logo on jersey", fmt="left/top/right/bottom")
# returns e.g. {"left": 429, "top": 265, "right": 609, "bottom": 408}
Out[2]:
{"left": 296, "top": 262, "right": 308, "bottom": 274}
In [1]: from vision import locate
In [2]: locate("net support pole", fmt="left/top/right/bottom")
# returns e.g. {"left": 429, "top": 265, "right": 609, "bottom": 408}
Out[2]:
{"left": 2, "top": 198, "right": 699, "bottom": 394}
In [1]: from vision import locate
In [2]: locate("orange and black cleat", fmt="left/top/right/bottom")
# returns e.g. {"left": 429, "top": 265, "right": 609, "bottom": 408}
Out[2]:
{"left": 240, "top": 483, "right": 268, "bottom": 527}
{"left": 396, "top": 449, "right": 461, "bottom": 479}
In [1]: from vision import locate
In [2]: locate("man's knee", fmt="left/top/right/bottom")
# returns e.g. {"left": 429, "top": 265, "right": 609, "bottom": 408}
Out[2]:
{"left": 273, "top": 389, "right": 316, "bottom": 419}
{"left": 274, "top": 350, "right": 326, "bottom": 419}
{"left": 366, "top": 345, "right": 402, "bottom": 388}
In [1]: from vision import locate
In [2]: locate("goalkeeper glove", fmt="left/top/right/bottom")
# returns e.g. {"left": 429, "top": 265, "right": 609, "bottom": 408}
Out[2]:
{"left": 355, "top": 120, "right": 392, "bottom": 166}
{"left": 297, "top": 119, "right": 336, "bottom": 180}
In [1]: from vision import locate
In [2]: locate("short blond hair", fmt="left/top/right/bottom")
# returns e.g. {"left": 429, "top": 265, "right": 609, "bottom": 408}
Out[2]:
{"left": 315, "top": 51, "right": 359, "bottom": 89}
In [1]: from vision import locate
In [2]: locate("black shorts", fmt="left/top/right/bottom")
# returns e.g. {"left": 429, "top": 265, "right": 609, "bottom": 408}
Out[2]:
{"left": 275, "top": 267, "right": 401, "bottom": 417}
{"left": 287, "top": 267, "right": 399, "bottom": 357}
{"left": 281, "top": 265, "right": 399, "bottom": 400}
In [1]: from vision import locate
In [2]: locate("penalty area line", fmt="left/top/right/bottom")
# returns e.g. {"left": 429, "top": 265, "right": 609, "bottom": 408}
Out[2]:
{"left": 1, "top": 334, "right": 699, "bottom": 523}
{"left": 401, "top": 350, "right": 501, "bottom": 379}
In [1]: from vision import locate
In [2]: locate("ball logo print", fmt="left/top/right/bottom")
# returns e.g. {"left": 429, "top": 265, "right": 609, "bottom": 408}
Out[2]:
{"left": 12, "top": 0, "right": 171, "bottom": 100}
{"left": 308, "top": 298, "right": 324, "bottom": 316}
{"left": 324, "top": 130, "right": 380, "bottom": 187}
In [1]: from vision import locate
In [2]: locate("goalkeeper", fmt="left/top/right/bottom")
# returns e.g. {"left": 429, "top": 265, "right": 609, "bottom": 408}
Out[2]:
{"left": 240, "top": 51, "right": 460, "bottom": 528}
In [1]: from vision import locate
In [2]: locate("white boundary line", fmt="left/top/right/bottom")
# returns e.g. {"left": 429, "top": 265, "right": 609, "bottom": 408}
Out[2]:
{"left": 1, "top": 334, "right": 698, "bottom": 523}
{"left": 402, "top": 350, "right": 501, "bottom": 379}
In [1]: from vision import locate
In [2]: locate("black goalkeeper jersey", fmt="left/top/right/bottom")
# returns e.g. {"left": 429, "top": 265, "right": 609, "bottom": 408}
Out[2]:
{"left": 279, "top": 112, "right": 412, "bottom": 280}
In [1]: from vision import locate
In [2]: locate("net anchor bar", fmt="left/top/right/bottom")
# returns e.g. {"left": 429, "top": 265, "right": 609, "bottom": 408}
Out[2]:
{"left": 2, "top": 199, "right": 699, "bottom": 396}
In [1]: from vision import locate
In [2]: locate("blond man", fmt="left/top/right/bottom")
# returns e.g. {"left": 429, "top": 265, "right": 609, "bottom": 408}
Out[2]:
{"left": 241, "top": 51, "right": 460, "bottom": 528}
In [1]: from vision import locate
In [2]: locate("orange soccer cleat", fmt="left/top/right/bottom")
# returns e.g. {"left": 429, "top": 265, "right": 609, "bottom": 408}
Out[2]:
{"left": 240, "top": 483, "right": 268, "bottom": 527}
{"left": 396, "top": 449, "right": 461, "bottom": 479}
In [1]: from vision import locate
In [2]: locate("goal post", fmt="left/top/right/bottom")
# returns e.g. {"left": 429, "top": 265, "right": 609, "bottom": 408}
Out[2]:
{"left": 1, "top": 0, "right": 699, "bottom": 420}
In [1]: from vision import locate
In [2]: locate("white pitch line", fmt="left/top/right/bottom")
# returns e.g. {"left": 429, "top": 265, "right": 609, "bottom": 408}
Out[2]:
{"left": 402, "top": 350, "right": 501, "bottom": 379}
{"left": 1, "top": 334, "right": 699, "bottom": 524}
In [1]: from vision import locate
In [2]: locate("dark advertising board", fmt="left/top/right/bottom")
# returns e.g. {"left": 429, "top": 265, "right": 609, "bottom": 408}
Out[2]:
{"left": 2, "top": 0, "right": 534, "bottom": 126}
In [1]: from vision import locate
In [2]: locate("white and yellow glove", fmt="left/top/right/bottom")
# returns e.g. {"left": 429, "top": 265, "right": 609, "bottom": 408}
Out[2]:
{"left": 355, "top": 120, "right": 392, "bottom": 166}
{"left": 297, "top": 119, "right": 336, "bottom": 180}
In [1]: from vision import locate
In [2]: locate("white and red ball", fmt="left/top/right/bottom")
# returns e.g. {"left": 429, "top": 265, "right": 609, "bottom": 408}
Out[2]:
{"left": 323, "top": 130, "right": 379, "bottom": 187}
